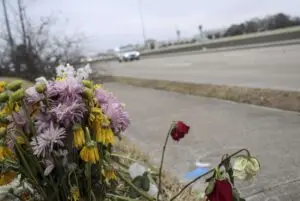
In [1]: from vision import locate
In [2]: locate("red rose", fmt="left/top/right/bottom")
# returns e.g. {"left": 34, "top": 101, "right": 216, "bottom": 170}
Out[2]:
{"left": 171, "top": 121, "right": 189, "bottom": 141}
{"left": 207, "top": 180, "right": 233, "bottom": 201}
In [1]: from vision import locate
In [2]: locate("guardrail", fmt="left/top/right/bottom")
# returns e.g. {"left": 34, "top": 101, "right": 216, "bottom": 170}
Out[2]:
{"left": 91, "top": 26, "right": 300, "bottom": 63}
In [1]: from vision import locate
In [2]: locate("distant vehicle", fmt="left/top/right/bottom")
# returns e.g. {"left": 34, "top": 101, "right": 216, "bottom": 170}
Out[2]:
{"left": 117, "top": 51, "right": 140, "bottom": 62}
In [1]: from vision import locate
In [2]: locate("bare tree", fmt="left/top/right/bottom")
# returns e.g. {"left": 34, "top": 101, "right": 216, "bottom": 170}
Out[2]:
{"left": 0, "top": 0, "right": 85, "bottom": 80}
{"left": 1, "top": 0, "right": 14, "bottom": 48}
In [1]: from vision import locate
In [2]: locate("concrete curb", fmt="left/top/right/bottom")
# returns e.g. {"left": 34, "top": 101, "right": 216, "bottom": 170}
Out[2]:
{"left": 93, "top": 75, "right": 300, "bottom": 112}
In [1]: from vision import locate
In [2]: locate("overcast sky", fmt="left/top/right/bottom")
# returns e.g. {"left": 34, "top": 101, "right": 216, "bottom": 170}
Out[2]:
{"left": 4, "top": 0, "right": 300, "bottom": 53}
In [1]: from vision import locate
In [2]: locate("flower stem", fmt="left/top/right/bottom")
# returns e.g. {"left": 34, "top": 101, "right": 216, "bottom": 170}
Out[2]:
{"left": 106, "top": 193, "right": 137, "bottom": 201}
{"left": 15, "top": 143, "right": 47, "bottom": 199}
{"left": 115, "top": 169, "right": 155, "bottom": 201}
{"left": 86, "top": 163, "right": 92, "bottom": 201}
{"left": 169, "top": 148, "right": 251, "bottom": 201}
{"left": 157, "top": 123, "right": 174, "bottom": 200}
{"left": 85, "top": 127, "right": 92, "bottom": 142}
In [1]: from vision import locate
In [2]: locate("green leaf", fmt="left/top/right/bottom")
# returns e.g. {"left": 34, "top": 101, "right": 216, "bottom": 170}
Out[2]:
{"left": 205, "top": 178, "right": 215, "bottom": 195}
{"left": 239, "top": 198, "right": 246, "bottom": 201}
{"left": 141, "top": 174, "right": 150, "bottom": 191}
{"left": 205, "top": 170, "right": 216, "bottom": 183}
{"left": 128, "top": 176, "right": 143, "bottom": 198}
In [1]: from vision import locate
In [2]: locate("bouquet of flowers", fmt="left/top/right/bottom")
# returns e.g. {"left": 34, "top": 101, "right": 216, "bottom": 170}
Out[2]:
{"left": 0, "top": 63, "right": 261, "bottom": 201}
{"left": 0, "top": 64, "right": 141, "bottom": 201}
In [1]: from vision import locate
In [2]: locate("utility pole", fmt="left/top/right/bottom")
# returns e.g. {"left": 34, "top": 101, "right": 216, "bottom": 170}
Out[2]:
{"left": 17, "top": 0, "right": 27, "bottom": 47}
{"left": 175, "top": 26, "right": 181, "bottom": 41}
{"left": 1, "top": 0, "right": 14, "bottom": 48}
{"left": 138, "top": 0, "right": 146, "bottom": 45}
{"left": 198, "top": 25, "right": 203, "bottom": 40}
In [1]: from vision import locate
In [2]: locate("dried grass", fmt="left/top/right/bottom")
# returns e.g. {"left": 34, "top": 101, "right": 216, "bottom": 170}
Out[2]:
{"left": 115, "top": 137, "right": 201, "bottom": 201}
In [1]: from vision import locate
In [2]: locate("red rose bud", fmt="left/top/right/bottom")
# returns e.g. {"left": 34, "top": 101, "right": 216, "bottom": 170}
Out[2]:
{"left": 207, "top": 180, "right": 233, "bottom": 201}
{"left": 171, "top": 121, "right": 189, "bottom": 141}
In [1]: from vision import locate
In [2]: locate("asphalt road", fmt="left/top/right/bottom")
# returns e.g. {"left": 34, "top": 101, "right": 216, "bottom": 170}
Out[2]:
{"left": 105, "top": 82, "right": 300, "bottom": 201}
{"left": 94, "top": 44, "right": 300, "bottom": 91}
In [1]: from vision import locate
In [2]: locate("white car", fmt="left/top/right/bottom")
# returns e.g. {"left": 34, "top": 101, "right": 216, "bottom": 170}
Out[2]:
{"left": 118, "top": 51, "right": 140, "bottom": 62}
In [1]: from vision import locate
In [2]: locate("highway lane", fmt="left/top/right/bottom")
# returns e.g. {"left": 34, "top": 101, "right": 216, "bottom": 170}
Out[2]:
{"left": 94, "top": 44, "right": 300, "bottom": 91}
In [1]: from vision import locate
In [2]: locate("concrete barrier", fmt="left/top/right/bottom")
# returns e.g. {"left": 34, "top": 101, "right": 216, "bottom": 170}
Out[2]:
{"left": 90, "top": 26, "right": 300, "bottom": 63}
{"left": 142, "top": 26, "right": 300, "bottom": 56}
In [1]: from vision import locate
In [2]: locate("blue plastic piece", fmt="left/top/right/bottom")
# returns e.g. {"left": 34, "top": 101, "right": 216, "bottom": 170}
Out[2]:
{"left": 184, "top": 167, "right": 210, "bottom": 180}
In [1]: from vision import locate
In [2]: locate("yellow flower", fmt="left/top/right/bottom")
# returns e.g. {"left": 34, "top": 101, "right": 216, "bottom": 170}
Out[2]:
{"left": 79, "top": 142, "right": 100, "bottom": 164}
{"left": 55, "top": 77, "right": 65, "bottom": 81}
{"left": 90, "top": 108, "right": 114, "bottom": 145}
{"left": 0, "top": 104, "right": 10, "bottom": 115}
{"left": 9, "top": 88, "right": 25, "bottom": 103}
{"left": 15, "top": 136, "right": 26, "bottom": 144}
{"left": 93, "top": 84, "right": 102, "bottom": 89}
{"left": 35, "top": 83, "right": 47, "bottom": 93}
{"left": 103, "top": 169, "right": 117, "bottom": 181}
{"left": 73, "top": 126, "right": 85, "bottom": 149}
{"left": 0, "top": 127, "right": 6, "bottom": 135}
{"left": 82, "top": 88, "right": 93, "bottom": 100}
{"left": 6, "top": 80, "right": 23, "bottom": 91}
{"left": 0, "top": 81, "right": 6, "bottom": 93}
{"left": 89, "top": 107, "right": 104, "bottom": 123}
{"left": 0, "top": 171, "right": 17, "bottom": 186}
{"left": 0, "top": 113, "right": 9, "bottom": 125}
{"left": 96, "top": 127, "right": 115, "bottom": 146}
{"left": 0, "top": 145, "right": 15, "bottom": 161}
{"left": 0, "top": 92, "right": 9, "bottom": 104}
{"left": 82, "top": 80, "right": 93, "bottom": 88}
{"left": 0, "top": 103, "right": 19, "bottom": 117}
{"left": 70, "top": 186, "right": 80, "bottom": 201}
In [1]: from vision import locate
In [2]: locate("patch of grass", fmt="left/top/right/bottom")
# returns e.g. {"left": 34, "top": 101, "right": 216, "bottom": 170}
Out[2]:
{"left": 0, "top": 77, "right": 33, "bottom": 89}
{"left": 115, "top": 137, "right": 201, "bottom": 201}
{"left": 99, "top": 75, "right": 300, "bottom": 112}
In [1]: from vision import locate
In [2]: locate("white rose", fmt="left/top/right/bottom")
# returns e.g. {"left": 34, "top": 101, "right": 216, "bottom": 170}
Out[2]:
{"left": 129, "top": 163, "right": 147, "bottom": 179}
{"left": 147, "top": 183, "right": 158, "bottom": 197}
{"left": 232, "top": 156, "right": 260, "bottom": 181}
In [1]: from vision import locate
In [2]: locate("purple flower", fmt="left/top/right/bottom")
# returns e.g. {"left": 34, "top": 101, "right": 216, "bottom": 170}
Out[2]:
{"left": 45, "top": 80, "right": 59, "bottom": 98}
{"left": 30, "top": 122, "right": 66, "bottom": 158}
{"left": 95, "top": 88, "right": 111, "bottom": 104}
{"left": 51, "top": 77, "right": 84, "bottom": 103}
{"left": 50, "top": 101, "right": 87, "bottom": 128}
{"left": 34, "top": 112, "right": 52, "bottom": 134}
{"left": 7, "top": 109, "right": 30, "bottom": 134}
{"left": 95, "top": 88, "right": 130, "bottom": 133}
{"left": 25, "top": 86, "right": 44, "bottom": 104}
{"left": 101, "top": 101, "right": 130, "bottom": 133}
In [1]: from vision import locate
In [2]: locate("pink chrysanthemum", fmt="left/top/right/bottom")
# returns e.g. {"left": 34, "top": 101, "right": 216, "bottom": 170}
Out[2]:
{"left": 34, "top": 112, "right": 52, "bottom": 134}
{"left": 50, "top": 101, "right": 87, "bottom": 128}
{"left": 52, "top": 77, "right": 84, "bottom": 103}
{"left": 101, "top": 101, "right": 130, "bottom": 133}
{"left": 25, "top": 86, "right": 44, "bottom": 104}
{"left": 95, "top": 88, "right": 130, "bottom": 133}
{"left": 30, "top": 122, "right": 66, "bottom": 158}
{"left": 95, "top": 88, "right": 112, "bottom": 104}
